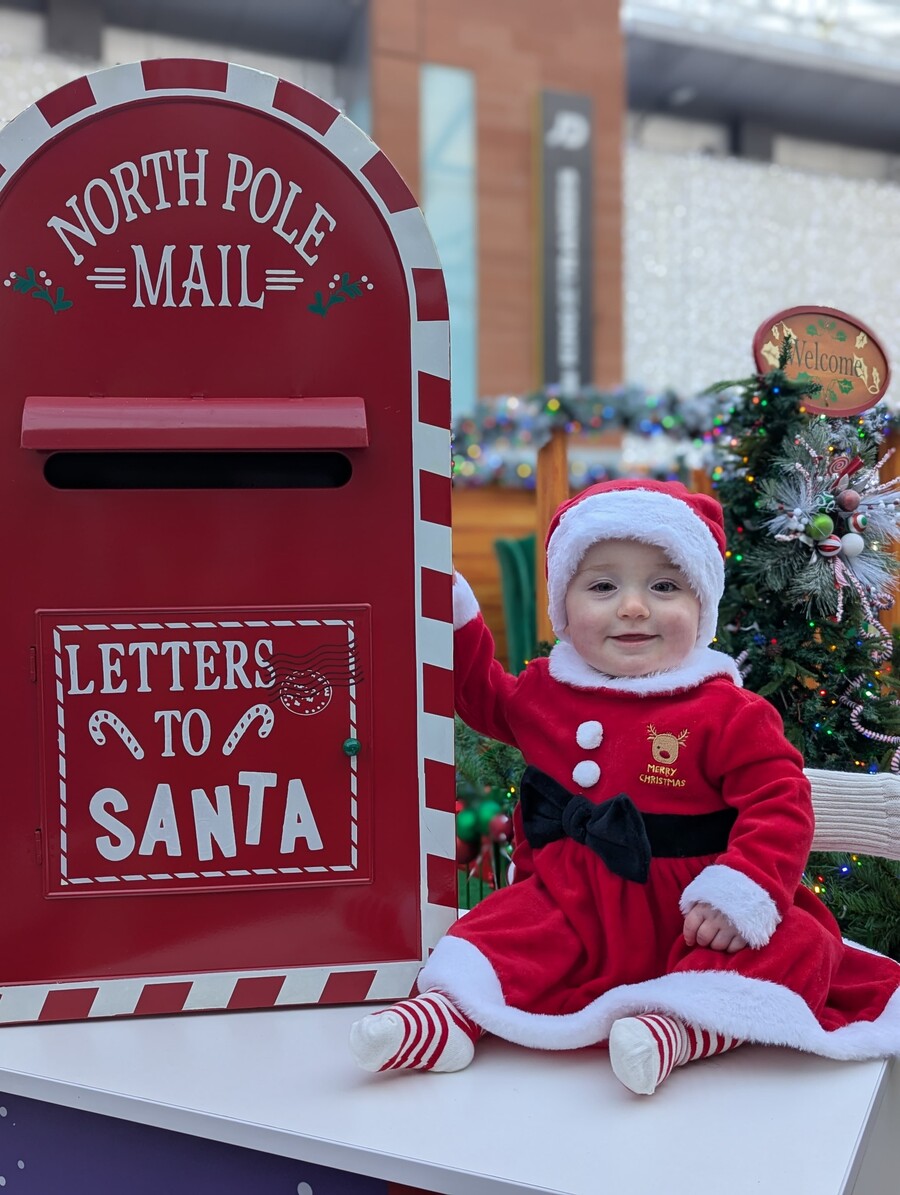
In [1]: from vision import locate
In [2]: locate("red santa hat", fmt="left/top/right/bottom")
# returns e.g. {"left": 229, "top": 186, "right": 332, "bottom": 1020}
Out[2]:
{"left": 545, "top": 479, "right": 727, "bottom": 647}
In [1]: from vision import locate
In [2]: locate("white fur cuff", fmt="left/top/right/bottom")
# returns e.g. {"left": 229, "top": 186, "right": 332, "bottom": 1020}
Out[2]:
{"left": 452, "top": 572, "right": 480, "bottom": 629}
{"left": 680, "top": 864, "right": 781, "bottom": 949}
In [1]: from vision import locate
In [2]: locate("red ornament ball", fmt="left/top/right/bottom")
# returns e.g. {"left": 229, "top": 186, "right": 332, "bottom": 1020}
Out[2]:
{"left": 837, "top": 488, "right": 861, "bottom": 512}
{"left": 817, "top": 534, "right": 843, "bottom": 557}
{"left": 849, "top": 511, "right": 868, "bottom": 533}
{"left": 456, "top": 836, "right": 479, "bottom": 864}
{"left": 488, "top": 813, "right": 513, "bottom": 843}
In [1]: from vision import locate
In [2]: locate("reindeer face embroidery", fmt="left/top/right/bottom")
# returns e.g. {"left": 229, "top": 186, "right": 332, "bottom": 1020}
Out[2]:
{"left": 647, "top": 724, "right": 689, "bottom": 765}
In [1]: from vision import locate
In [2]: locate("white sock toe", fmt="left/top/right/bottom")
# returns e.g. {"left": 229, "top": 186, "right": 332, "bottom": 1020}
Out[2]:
{"left": 609, "top": 1017, "right": 662, "bottom": 1095}
{"left": 350, "top": 992, "right": 479, "bottom": 1074}
{"left": 349, "top": 1010, "right": 405, "bottom": 1072}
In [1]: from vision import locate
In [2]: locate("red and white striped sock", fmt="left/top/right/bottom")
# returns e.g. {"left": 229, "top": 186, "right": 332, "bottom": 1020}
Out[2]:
{"left": 349, "top": 991, "right": 482, "bottom": 1074}
{"left": 609, "top": 1014, "right": 743, "bottom": 1095}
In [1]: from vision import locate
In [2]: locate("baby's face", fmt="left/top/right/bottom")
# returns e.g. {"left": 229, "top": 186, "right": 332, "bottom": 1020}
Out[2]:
{"left": 564, "top": 539, "right": 701, "bottom": 677}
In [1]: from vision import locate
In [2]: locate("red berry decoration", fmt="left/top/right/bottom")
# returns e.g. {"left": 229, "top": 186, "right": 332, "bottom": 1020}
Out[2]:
{"left": 489, "top": 813, "right": 513, "bottom": 843}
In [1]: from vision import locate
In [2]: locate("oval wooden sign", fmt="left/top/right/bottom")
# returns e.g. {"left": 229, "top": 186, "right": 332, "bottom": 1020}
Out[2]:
{"left": 753, "top": 306, "right": 891, "bottom": 417}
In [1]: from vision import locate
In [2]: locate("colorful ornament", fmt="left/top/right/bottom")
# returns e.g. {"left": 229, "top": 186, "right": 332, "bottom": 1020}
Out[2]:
{"left": 806, "top": 513, "right": 834, "bottom": 540}
{"left": 455, "top": 809, "right": 480, "bottom": 843}
{"left": 476, "top": 799, "right": 502, "bottom": 835}
{"left": 848, "top": 511, "right": 868, "bottom": 533}
{"left": 840, "top": 532, "right": 865, "bottom": 559}
{"left": 837, "top": 488, "right": 861, "bottom": 512}
{"left": 488, "top": 813, "right": 513, "bottom": 843}
{"left": 817, "top": 534, "right": 843, "bottom": 557}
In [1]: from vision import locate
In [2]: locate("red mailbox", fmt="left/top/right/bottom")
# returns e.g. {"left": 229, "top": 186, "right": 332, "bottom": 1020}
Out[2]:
{"left": 0, "top": 60, "right": 456, "bottom": 1023}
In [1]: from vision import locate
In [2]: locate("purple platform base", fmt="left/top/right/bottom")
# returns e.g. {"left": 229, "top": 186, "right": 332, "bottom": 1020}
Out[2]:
{"left": 0, "top": 1090, "right": 386, "bottom": 1194}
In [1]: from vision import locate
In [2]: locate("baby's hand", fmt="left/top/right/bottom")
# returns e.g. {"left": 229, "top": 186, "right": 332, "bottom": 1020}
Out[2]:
{"left": 683, "top": 902, "right": 747, "bottom": 953}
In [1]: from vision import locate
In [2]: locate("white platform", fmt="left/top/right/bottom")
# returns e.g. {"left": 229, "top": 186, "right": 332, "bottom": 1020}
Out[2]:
{"left": 0, "top": 1003, "right": 894, "bottom": 1194}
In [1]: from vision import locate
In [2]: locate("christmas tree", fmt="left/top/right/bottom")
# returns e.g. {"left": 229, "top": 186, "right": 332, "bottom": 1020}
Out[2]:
{"left": 710, "top": 328, "right": 900, "bottom": 957}
{"left": 454, "top": 716, "right": 521, "bottom": 908}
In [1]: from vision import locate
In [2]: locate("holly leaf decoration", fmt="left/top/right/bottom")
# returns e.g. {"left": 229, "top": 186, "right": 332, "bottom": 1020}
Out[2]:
{"left": 834, "top": 329, "right": 847, "bottom": 342}
{"left": 838, "top": 378, "right": 854, "bottom": 394}
{"left": 307, "top": 270, "right": 372, "bottom": 317}
{"left": 13, "top": 267, "right": 36, "bottom": 294}
{"left": 806, "top": 324, "right": 819, "bottom": 335}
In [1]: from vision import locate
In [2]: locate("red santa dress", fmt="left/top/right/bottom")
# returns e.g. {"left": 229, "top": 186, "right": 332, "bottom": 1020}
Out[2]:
{"left": 418, "top": 587, "right": 900, "bottom": 1060}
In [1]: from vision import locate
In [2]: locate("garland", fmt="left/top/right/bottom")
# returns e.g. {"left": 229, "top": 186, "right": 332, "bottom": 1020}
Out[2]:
{"left": 451, "top": 387, "right": 729, "bottom": 487}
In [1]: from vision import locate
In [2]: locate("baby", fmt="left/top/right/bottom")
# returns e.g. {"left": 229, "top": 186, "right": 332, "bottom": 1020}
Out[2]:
{"left": 351, "top": 479, "right": 900, "bottom": 1094}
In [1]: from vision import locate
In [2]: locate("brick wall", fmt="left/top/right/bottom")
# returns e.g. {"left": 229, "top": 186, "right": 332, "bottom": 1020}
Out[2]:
{"left": 371, "top": 0, "right": 624, "bottom": 393}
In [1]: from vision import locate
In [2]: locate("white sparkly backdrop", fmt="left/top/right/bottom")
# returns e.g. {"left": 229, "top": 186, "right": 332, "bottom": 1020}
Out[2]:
{"left": 0, "top": 11, "right": 336, "bottom": 127}
{"left": 0, "top": 12, "right": 84, "bottom": 123}
{"left": 625, "top": 148, "right": 900, "bottom": 404}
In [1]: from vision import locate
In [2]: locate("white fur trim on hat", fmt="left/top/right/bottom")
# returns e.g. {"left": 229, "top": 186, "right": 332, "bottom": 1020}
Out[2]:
{"left": 679, "top": 864, "right": 781, "bottom": 949}
{"left": 546, "top": 489, "right": 725, "bottom": 646}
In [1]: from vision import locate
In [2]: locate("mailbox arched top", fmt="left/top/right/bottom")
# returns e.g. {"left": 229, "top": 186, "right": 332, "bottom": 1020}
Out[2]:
{"left": 0, "top": 57, "right": 451, "bottom": 421}
{"left": 0, "top": 58, "right": 432, "bottom": 258}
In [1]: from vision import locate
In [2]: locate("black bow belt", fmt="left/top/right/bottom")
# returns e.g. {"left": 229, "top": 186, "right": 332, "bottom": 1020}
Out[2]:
{"left": 519, "top": 766, "right": 736, "bottom": 884}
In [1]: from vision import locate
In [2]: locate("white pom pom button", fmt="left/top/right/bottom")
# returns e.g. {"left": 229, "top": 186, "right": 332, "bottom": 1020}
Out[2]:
{"left": 572, "top": 760, "right": 601, "bottom": 788}
{"left": 576, "top": 720, "right": 603, "bottom": 749}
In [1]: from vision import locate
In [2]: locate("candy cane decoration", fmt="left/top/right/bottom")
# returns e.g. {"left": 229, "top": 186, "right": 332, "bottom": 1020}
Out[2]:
{"left": 88, "top": 710, "right": 144, "bottom": 759}
{"left": 841, "top": 686, "right": 900, "bottom": 774}
{"left": 222, "top": 704, "right": 275, "bottom": 756}
{"left": 833, "top": 558, "right": 893, "bottom": 654}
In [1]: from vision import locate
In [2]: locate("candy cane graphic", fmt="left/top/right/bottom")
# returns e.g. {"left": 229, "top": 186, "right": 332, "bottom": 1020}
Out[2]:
{"left": 222, "top": 704, "right": 275, "bottom": 756}
{"left": 88, "top": 710, "right": 144, "bottom": 759}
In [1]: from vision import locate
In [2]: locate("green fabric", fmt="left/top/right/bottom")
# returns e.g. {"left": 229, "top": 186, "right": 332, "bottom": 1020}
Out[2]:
{"left": 494, "top": 533, "right": 537, "bottom": 675}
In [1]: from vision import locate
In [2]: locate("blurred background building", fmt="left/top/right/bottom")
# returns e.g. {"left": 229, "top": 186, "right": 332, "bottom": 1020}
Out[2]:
{"left": 1, "top": 0, "right": 897, "bottom": 406}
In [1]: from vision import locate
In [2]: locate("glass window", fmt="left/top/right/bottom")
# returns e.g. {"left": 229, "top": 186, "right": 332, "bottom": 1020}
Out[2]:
{"left": 420, "top": 65, "right": 477, "bottom": 416}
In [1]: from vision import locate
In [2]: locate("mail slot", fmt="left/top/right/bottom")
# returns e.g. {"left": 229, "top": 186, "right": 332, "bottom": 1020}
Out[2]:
{"left": 0, "top": 59, "right": 456, "bottom": 1023}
